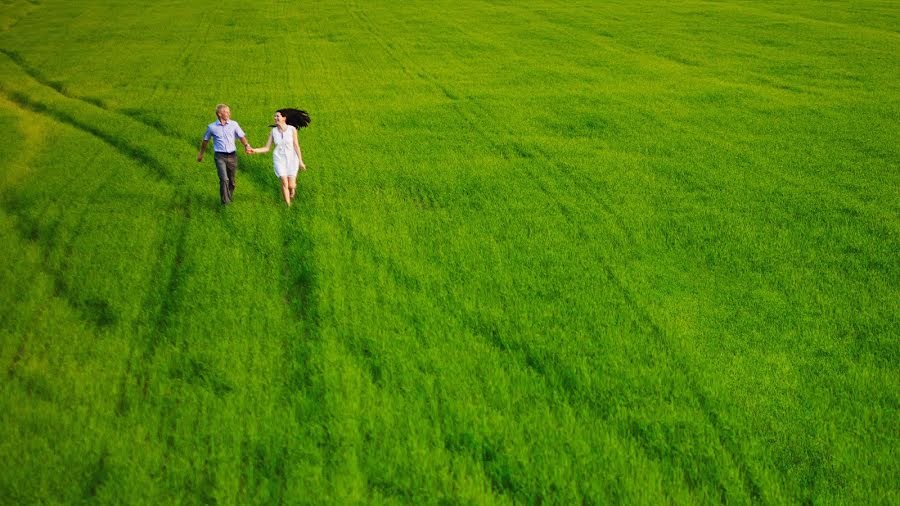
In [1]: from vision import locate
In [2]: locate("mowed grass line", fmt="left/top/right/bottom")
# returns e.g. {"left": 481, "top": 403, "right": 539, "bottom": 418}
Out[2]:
{"left": 1, "top": 0, "right": 898, "bottom": 503}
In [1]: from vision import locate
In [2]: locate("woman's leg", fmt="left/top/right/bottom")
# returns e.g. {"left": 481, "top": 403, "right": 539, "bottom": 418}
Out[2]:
{"left": 288, "top": 177, "right": 297, "bottom": 199}
{"left": 280, "top": 176, "right": 291, "bottom": 206}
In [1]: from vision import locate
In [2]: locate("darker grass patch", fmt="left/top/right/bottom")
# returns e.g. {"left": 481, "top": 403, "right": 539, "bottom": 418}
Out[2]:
{"left": 497, "top": 141, "right": 535, "bottom": 160}
{"left": 168, "top": 355, "right": 234, "bottom": 397}
{"left": 277, "top": 203, "right": 330, "bottom": 444}
{"left": 482, "top": 442, "right": 522, "bottom": 498}
{"left": 119, "top": 107, "right": 194, "bottom": 145}
{"left": 0, "top": 193, "right": 121, "bottom": 330}
{"left": 352, "top": 337, "right": 384, "bottom": 385}
{"left": 2, "top": 48, "right": 67, "bottom": 95}
{"left": 79, "top": 296, "right": 118, "bottom": 327}
{"left": 119, "top": 107, "right": 166, "bottom": 131}
{"left": 548, "top": 114, "right": 610, "bottom": 138}
{"left": 83, "top": 449, "right": 109, "bottom": 499}
{"left": 114, "top": 356, "right": 133, "bottom": 417}
{"left": 142, "top": 199, "right": 191, "bottom": 360}
{"left": 393, "top": 175, "right": 444, "bottom": 211}
{"left": 19, "top": 368, "right": 54, "bottom": 401}
{"left": 6, "top": 340, "right": 27, "bottom": 379}
{"left": 81, "top": 95, "right": 106, "bottom": 108}
{"left": 338, "top": 215, "right": 422, "bottom": 293}
{"left": 238, "top": 439, "right": 288, "bottom": 502}
{"left": 606, "top": 266, "right": 765, "bottom": 501}
{"left": 443, "top": 432, "right": 524, "bottom": 498}
{"left": 438, "top": 84, "right": 458, "bottom": 101}
{"left": 461, "top": 310, "right": 599, "bottom": 420}
{"left": 625, "top": 418, "right": 739, "bottom": 501}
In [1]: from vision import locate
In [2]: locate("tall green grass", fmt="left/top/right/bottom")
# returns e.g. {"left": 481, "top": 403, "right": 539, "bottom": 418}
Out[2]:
{"left": 1, "top": 0, "right": 897, "bottom": 503}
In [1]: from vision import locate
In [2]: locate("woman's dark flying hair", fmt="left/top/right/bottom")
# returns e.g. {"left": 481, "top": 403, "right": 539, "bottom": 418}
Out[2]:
{"left": 272, "top": 108, "right": 311, "bottom": 129}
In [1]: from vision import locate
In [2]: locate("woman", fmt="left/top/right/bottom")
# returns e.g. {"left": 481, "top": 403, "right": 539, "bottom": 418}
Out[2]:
{"left": 250, "top": 110, "right": 307, "bottom": 206}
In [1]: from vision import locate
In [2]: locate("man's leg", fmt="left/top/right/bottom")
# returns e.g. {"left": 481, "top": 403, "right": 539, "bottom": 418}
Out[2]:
{"left": 226, "top": 154, "right": 237, "bottom": 197}
{"left": 214, "top": 152, "right": 232, "bottom": 204}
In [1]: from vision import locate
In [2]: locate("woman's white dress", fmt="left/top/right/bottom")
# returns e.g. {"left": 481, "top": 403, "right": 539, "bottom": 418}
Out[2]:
{"left": 272, "top": 125, "right": 300, "bottom": 177}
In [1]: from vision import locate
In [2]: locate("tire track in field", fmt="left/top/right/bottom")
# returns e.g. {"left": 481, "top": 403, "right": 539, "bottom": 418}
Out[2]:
{"left": 328, "top": 199, "right": 617, "bottom": 499}
{"left": 344, "top": 5, "right": 637, "bottom": 495}
{"left": 118, "top": 198, "right": 192, "bottom": 418}
{"left": 274, "top": 206, "right": 324, "bottom": 485}
{"left": 263, "top": 13, "right": 426, "bottom": 493}
{"left": 0, "top": 92, "right": 195, "bottom": 354}
{"left": 0, "top": 100, "right": 132, "bottom": 331}
{"left": 137, "top": 5, "right": 215, "bottom": 110}
{"left": 0, "top": 95, "right": 65, "bottom": 382}
{"left": 347, "top": 0, "right": 629, "bottom": 382}
{"left": 346, "top": 5, "right": 763, "bottom": 500}
{"left": 346, "top": 3, "right": 635, "bottom": 243}
{"left": 0, "top": 94, "right": 195, "bottom": 409}
{"left": 1, "top": 48, "right": 197, "bottom": 148}
{"left": 451, "top": 59, "right": 769, "bottom": 506}
{"left": 327, "top": 210, "right": 571, "bottom": 497}
{"left": 332, "top": 212, "right": 420, "bottom": 382}
{"left": 674, "top": 120, "right": 900, "bottom": 238}
{"left": 3, "top": 88, "right": 172, "bottom": 181}
{"left": 473, "top": 76, "right": 766, "bottom": 506}
{"left": 0, "top": 68, "right": 204, "bottom": 418}
{"left": 3, "top": 24, "right": 319, "bottom": 499}
{"left": 507, "top": 0, "right": 900, "bottom": 286}
{"left": 319, "top": 7, "right": 747, "bottom": 499}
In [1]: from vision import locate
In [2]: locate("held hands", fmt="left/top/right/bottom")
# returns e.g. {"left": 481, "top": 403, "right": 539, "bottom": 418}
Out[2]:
{"left": 245, "top": 146, "right": 254, "bottom": 154}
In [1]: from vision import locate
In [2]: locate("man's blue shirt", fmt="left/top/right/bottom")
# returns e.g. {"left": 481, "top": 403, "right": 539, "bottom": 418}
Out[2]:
{"left": 204, "top": 120, "right": 246, "bottom": 153}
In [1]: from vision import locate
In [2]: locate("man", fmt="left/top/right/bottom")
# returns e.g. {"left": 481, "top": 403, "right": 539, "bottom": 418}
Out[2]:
{"left": 197, "top": 104, "right": 252, "bottom": 205}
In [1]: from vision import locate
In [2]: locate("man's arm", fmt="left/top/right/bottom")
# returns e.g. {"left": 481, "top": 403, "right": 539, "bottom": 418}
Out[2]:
{"left": 197, "top": 139, "right": 209, "bottom": 162}
{"left": 239, "top": 136, "right": 252, "bottom": 154}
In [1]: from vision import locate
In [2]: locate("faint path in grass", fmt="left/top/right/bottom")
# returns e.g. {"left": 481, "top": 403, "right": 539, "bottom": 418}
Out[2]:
{"left": 0, "top": 54, "right": 212, "bottom": 425}
{"left": 0, "top": 98, "right": 132, "bottom": 330}
{"left": 123, "top": 199, "right": 193, "bottom": 415}
{"left": 3, "top": 89, "right": 172, "bottom": 181}
{"left": 276, "top": 202, "right": 323, "bottom": 438}
{"left": 672, "top": 121, "right": 900, "bottom": 237}
{"left": 0, "top": 48, "right": 197, "bottom": 147}
{"left": 344, "top": 4, "right": 657, "bottom": 495}
{"left": 455, "top": 78, "right": 769, "bottom": 506}
{"left": 0, "top": 101, "right": 193, "bottom": 399}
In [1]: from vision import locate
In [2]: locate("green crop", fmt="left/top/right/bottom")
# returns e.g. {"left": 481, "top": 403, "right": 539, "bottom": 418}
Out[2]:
{"left": 0, "top": 1, "right": 897, "bottom": 503}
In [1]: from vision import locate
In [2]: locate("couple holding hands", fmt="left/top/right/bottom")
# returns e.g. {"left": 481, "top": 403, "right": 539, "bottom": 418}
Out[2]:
{"left": 197, "top": 104, "right": 308, "bottom": 207}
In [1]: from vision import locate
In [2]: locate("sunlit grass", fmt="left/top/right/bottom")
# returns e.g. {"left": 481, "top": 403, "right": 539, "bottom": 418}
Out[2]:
{"left": 0, "top": 0, "right": 897, "bottom": 503}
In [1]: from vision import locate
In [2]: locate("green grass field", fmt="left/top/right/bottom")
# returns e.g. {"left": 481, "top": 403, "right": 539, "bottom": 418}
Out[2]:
{"left": 1, "top": 0, "right": 897, "bottom": 503}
